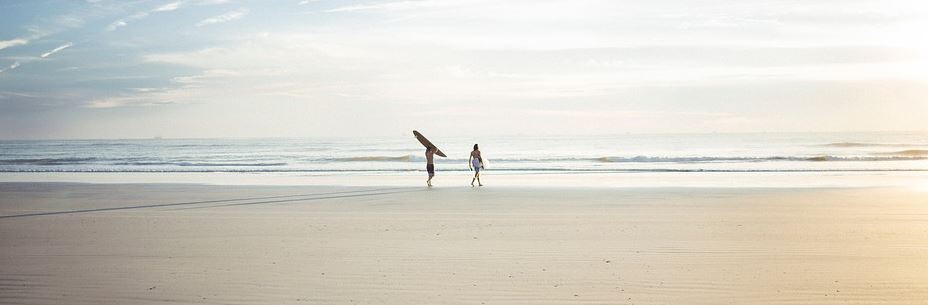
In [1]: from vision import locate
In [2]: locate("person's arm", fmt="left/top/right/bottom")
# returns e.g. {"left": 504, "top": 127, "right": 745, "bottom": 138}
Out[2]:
{"left": 468, "top": 154, "right": 473, "bottom": 170}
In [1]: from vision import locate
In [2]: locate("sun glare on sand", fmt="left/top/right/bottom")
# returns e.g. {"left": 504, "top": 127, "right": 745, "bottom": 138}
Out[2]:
{"left": 916, "top": 181, "right": 928, "bottom": 192}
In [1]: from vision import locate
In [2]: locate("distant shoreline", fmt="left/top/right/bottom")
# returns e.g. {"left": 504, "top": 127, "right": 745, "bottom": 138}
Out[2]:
{"left": 2, "top": 171, "right": 926, "bottom": 189}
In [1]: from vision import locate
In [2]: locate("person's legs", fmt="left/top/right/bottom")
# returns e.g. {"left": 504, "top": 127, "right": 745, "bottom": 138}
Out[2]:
{"left": 427, "top": 164, "right": 435, "bottom": 186}
{"left": 472, "top": 167, "right": 481, "bottom": 186}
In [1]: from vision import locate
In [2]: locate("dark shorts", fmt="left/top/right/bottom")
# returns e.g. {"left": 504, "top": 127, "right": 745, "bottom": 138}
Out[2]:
{"left": 426, "top": 164, "right": 435, "bottom": 175}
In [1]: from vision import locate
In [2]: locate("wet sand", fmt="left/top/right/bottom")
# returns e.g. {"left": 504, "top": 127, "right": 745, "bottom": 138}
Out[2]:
{"left": 1, "top": 183, "right": 927, "bottom": 304}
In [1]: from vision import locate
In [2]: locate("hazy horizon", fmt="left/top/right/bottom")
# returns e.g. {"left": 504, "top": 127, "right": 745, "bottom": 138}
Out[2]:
{"left": 2, "top": 0, "right": 927, "bottom": 140}
{"left": 2, "top": 129, "right": 928, "bottom": 142}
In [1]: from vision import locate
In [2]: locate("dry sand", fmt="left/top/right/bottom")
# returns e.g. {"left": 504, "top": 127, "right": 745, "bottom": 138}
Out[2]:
{"left": 1, "top": 183, "right": 927, "bottom": 304}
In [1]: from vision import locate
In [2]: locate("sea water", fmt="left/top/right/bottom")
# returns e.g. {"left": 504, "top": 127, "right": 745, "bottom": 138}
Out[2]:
{"left": 1, "top": 132, "right": 926, "bottom": 174}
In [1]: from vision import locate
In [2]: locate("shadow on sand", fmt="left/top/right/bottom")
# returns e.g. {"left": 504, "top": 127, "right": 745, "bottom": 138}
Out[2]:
{"left": 0, "top": 187, "right": 422, "bottom": 220}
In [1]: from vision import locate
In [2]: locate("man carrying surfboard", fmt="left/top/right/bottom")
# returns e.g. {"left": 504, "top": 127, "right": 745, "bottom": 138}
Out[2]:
{"left": 426, "top": 147, "right": 437, "bottom": 187}
{"left": 413, "top": 130, "right": 446, "bottom": 187}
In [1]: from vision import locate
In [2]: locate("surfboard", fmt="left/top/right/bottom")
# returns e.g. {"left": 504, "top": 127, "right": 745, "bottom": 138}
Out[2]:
{"left": 413, "top": 130, "right": 447, "bottom": 157}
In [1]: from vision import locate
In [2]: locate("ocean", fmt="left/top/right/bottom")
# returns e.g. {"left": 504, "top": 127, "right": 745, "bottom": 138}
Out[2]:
{"left": 1, "top": 132, "right": 927, "bottom": 174}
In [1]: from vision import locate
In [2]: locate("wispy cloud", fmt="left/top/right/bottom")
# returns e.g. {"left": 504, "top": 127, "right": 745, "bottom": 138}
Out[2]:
{"left": 84, "top": 97, "right": 130, "bottom": 108}
{"left": 107, "top": 11, "right": 149, "bottom": 31}
{"left": 0, "top": 38, "right": 30, "bottom": 51}
{"left": 154, "top": 1, "right": 183, "bottom": 12}
{"left": 40, "top": 42, "right": 74, "bottom": 58}
{"left": 79, "top": 68, "right": 240, "bottom": 109}
{"left": 325, "top": 0, "right": 467, "bottom": 13}
{"left": 84, "top": 95, "right": 176, "bottom": 108}
{"left": 325, "top": 1, "right": 413, "bottom": 12}
{"left": 0, "top": 91, "right": 43, "bottom": 99}
{"left": 107, "top": 1, "right": 188, "bottom": 31}
{"left": 192, "top": 0, "right": 230, "bottom": 4}
{"left": 0, "top": 61, "right": 21, "bottom": 73}
{"left": 106, "top": 20, "right": 127, "bottom": 31}
{"left": 54, "top": 15, "right": 87, "bottom": 28}
{"left": 298, "top": 0, "right": 318, "bottom": 5}
{"left": 196, "top": 8, "right": 248, "bottom": 27}
{"left": 1, "top": 42, "right": 74, "bottom": 73}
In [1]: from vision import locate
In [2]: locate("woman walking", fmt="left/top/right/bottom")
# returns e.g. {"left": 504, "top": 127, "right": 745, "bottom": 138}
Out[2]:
{"left": 469, "top": 144, "right": 484, "bottom": 187}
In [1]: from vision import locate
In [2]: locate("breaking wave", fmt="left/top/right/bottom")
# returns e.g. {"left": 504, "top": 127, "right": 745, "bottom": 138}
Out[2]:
{"left": 873, "top": 150, "right": 928, "bottom": 157}
{"left": 824, "top": 142, "right": 928, "bottom": 147}
{"left": 330, "top": 155, "right": 421, "bottom": 162}
{"left": 0, "top": 157, "right": 99, "bottom": 165}
{"left": 595, "top": 155, "right": 925, "bottom": 163}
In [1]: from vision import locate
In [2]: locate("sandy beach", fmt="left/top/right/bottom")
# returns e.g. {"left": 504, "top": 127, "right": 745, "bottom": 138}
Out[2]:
{"left": 2, "top": 182, "right": 927, "bottom": 304}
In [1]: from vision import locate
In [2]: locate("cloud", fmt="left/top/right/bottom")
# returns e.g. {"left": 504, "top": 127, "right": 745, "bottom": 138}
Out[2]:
{"left": 196, "top": 8, "right": 248, "bottom": 27}
{"left": 1, "top": 42, "right": 72, "bottom": 73}
{"left": 192, "top": 0, "right": 230, "bottom": 4}
{"left": 84, "top": 95, "right": 176, "bottom": 109}
{"left": 84, "top": 99, "right": 116, "bottom": 108}
{"left": 40, "top": 42, "right": 74, "bottom": 58}
{"left": 54, "top": 15, "right": 87, "bottom": 28}
{"left": 84, "top": 97, "right": 134, "bottom": 109}
{"left": 107, "top": 11, "right": 149, "bottom": 31}
{"left": 107, "top": 1, "right": 190, "bottom": 31}
{"left": 77, "top": 68, "right": 241, "bottom": 109}
{"left": 154, "top": 1, "right": 182, "bottom": 12}
{"left": 0, "top": 61, "right": 21, "bottom": 73}
{"left": 0, "top": 91, "right": 44, "bottom": 100}
{"left": 0, "top": 38, "right": 29, "bottom": 51}
{"left": 298, "top": 0, "right": 318, "bottom": 5}
{"left": 325, "top": 0, "right": 457, "bottom": 13}
{"left": 7, "top": 6, "right": 102, "bottom": 46}
{"left": 106, "top": 20, "right": 128, "bottom": 31}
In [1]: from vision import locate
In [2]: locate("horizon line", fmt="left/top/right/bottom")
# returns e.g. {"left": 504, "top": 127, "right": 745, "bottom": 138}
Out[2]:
{"left": 1, "top": 130, "right": 926, "bottom": 142}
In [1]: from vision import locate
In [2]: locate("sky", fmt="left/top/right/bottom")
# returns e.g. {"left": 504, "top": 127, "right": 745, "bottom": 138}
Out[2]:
{"left": 0, "top": 0, "right": 926, "bottom": 139}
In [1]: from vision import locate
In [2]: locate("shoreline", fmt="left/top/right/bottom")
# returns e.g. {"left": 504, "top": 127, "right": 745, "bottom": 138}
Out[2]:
{"left": 1, "top": 170, "right": 927, "bottom": 189}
